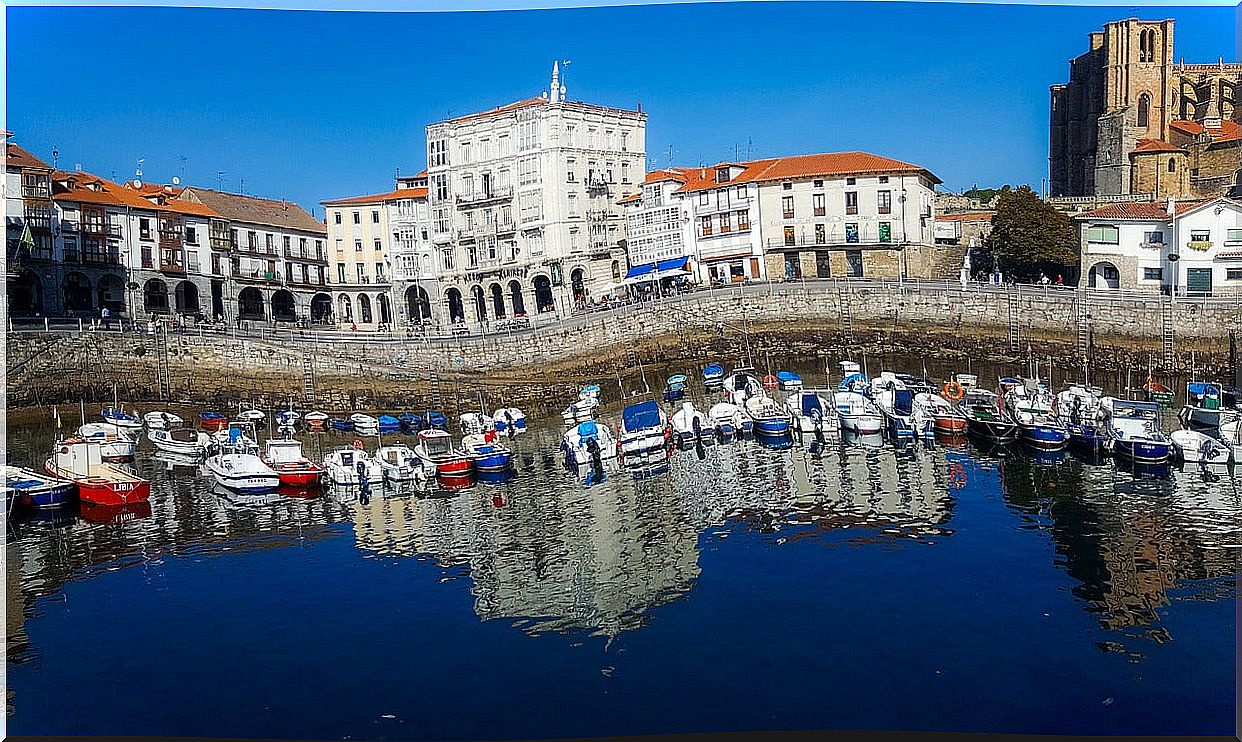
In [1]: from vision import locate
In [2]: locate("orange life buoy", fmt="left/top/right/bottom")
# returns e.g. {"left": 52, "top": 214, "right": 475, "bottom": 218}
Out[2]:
{"left": 352, "top": 438, "right": 364, "bottom": 450}
{"left": 949, "top": 462, "right": 967, "bottom": 489}
{"left": 943, "top": 381, "right": 965, "bottom": 402}
{"left": 763, "top": 374, "right": 778, "bottom": 389}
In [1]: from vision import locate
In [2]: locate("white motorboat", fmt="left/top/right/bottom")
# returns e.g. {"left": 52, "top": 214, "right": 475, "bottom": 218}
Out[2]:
{"left": 1221, "top": 415, "right": 1241, "bottom": 461}
{"left": 561, "top": 420, "right": 619, "bottom": 466}
{"left": 743, "top": 394, "right": 792, "bottom": 436}
{"left": 492, "top": 407, "right": 527, "bottom": 435}
{"left": 459, "top": 412, "right": 494, "bottom": 436}
{"left": 1179, "top": 382, "right": 1230, "bottom": 429}
{"left": 237, "top": 409, "right": 267, "bottom": 428}
{"left": 912, "top": 392, "right": 968, "bottom": 436}
{"left": 869, "top": 372, "right": 918, "bottom": 441}
{"left": 1100, "top": 397, "right": 1172, "bottom": 463}
{"left": 786, "top": 389, "right": 840, "bottom": 435}
{"left": 561, "top": 396, "right": 599, "bottom": 424}
{"left": 721, "top": 369, "right": 763, "bottom": 405}
{"left": 708, "top": 401, "right": 750, "bottom": 438}
{"left": 147, "top": 427, "right": 210, "bottom": 457}
{"left": 670, "top": 401, "right": 714, "bottom": 445}
{"left": 374, "top": 444, "right": 426, "bottom": 482}
{"left": 322, "top": 444, "right": 383, "bottom": 486}
{"left": 350, "top": 413, "right": 379, "bottom": 436}
{"left": 619, "top": 400, "right": 670, "bottom": 457}
{"left": 1170, "top": 429, "right": 1232, "bottom": 464}
{"left": 101, "top": 406, "right": 143, "bottom": 432}
{"left": 204, "top": 428, "right": 280, "bottom": 493}
{"left": 143, "top": 411, "right": 184, "bottom": 430}
{"left": 76, "top": 423, "right": 137, "bottom": 462}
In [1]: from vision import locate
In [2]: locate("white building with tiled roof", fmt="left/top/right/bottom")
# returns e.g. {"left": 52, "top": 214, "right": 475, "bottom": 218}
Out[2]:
{"left": 423, "top": 63, "right": 646, "bottom": 325}
{"left": 1075, "top": 197, "right": 1242, "bottom": 293}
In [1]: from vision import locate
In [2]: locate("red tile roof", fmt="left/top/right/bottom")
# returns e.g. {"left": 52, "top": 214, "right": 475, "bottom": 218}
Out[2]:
{"left": 180, "top": 187, "right": 323, "bottom": 233}
{"left": 6, "top": 141, "right": 52, "bottom": 171}
{"left": 1131, "top": 138, "right": 1186, "bottom": 155}
{"left": 1170, "top": 120, "right": 1205, "bottom": 136}
{"left": 438, "top": 96, "right": 548, "bottom": 124}
{"left": 618, "top": 192, "right": 642, "bottom": 205}
{"left": 644, "top": 168, "right": 689, "bottom": 184}
{"left": 669, "top": 151, "right": 940, "bottom": 193}
{"left": 935, "top": 212, "right": 995, "bottom": 222}
{"left": 321, "top": 186, "right": 428, "bottom": 206}
{"left": 1168, "top": 119, "right": 1241, "bottom": 145}
{"left": 1073, "top": 200, "right": 1209, "bottom": 220}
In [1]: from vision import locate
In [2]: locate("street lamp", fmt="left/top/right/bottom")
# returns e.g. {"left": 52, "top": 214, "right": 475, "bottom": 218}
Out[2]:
{"left": 1168, "top": 252, "right": 1180, "bottom": 302}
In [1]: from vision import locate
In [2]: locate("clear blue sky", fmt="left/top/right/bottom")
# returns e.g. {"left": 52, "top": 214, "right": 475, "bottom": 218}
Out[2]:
{"left": 6, "top": 2, "right": 1236, "bottom": 217}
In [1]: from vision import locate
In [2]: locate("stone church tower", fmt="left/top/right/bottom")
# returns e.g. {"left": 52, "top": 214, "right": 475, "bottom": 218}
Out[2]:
{"left": 1049, "top": 18, "right": 1241, "bottom": 199}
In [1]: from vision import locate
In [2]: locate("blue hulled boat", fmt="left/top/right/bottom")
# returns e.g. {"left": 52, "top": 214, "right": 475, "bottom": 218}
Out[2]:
{"left": 1102, "top": 397, "right": 1172, "bottom": 464}
{"left": 776, "top": 371, "right": 803, "bottom": 391}
{"left": 1003, "top": 377, "right": 1069, "bottom": 451}
{"left": 663, "top": 374, "right": 689, "bottom": 403}
{"left": 398, "top": 413, "right": 423, "bottom": 433}
{"left": 703, "top": 363, "right": 725, "bottom": 387}
{"left": 5, "top": 466, "right": 75, "bottom": 509}
{"left": 426, "top": 411, "right": 448, "bottom": 430}
{"left": 329, "top": 417, "right": 354, "bottom": 432}
{"left": 378, "top": 415, "right": 401, "bottom": 433}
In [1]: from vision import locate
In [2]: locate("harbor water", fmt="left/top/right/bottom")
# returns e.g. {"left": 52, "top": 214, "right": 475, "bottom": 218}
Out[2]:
{"left": 4, "top": 356, "right": 1239, "bottom": 738}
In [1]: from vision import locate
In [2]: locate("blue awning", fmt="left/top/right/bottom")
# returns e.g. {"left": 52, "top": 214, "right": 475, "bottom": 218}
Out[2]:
{"left": 624, "top": 262, "right": 657, "bottom": 279}
{"left": 655, "top": 256, "right": 690, "bottom": 273}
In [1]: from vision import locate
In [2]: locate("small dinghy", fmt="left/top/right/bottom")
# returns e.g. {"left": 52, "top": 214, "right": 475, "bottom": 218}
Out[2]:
{"left": 561, "top": 420, "right": 619, "bottom": 466}
{"left": 276, "top": 409, "right": 301, "bottom": 430}
{"left": 147, "top": 426, "right": 210, "bottom": 457}
{"left": 398, "top": 412, "right": 424, "bottom": 434}
{"left": 776, "top": 371, "right": 803, "bottom": 392}
{"left": 45, "top": 438, "right": 150, "bottom": 505}
{"left": 913, "top": 392, "right": 966, "bottom": 435}
{"left": 703, "top": 363, "right": 725, "bottom": 388}
{"left": 662, "top": 374, "right": 689, "bottom": 403}
{"left": 1170, "top": 429, "right": 1232, "bottom": 464}
{"left": 745, "top": 394, "right": 792, "bottom": 436}
{"left": 492, "top": 407, "right": 527, "bottom": 435}
{"left": 562, "top": 396, "right": 599, "bottom": 424}
{"left": 375, "top": 444, "right": 426, "bottom": 482}
{"left": 237, "top": 409, "right": 267, "bottom": 428}
{"left": 144, "top": 411, "right": 184, "bottom": 430}
{"left": 425, "top": 410, "right": 449, "bottom": 430}
{"left": 377, "top": 414, "right": 401, "bottom": 434}
{"left": 351, "top": 413, "right": 379, "bottom": 436}
{"left": 329, "top": 416, "right": 355, "bottom": 432}
{"left": 304, "top": 411, "right": 329, "bottom": 433}
{"left": 101, "top": 406, "right": 143, "bottom": 432}
{"left": 462, "top": 432, "right": 516, "bottom": 472}
{"left": 262, "top": 437, "right": 323, "bottom": 487}
{"left": 670, "top": 401, "right": 713, "bottom": 446}
{"left": 5, "top": 466, "right": 75, "bottom": 510}
{"left": 322, "top": 441, "right": 383, "bottom": 487}
{"left": 200, "top": 411, "right": 229, "bottom": 432}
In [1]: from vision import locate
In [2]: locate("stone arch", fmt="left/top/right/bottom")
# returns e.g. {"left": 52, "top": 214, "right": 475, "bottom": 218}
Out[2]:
{"left": 489, "top": 282, "right": 506, "bottom": 318}
{"left": 10, "top": 270, "right": 43, "bottom": 316}
{"left": 445, "top": 287, "right": 465, "bottom": 323}
{"left": 532, "top": 274, "right": 554, "bottom": 314}
{"left": 377, "top": 293, "right": 392, "bottom": 324}
{"left": 405, "top": 285, "right": 431, "bottom": 322}
{"left": 97, "top": 274, "right": 125, "bottom": 313}
{"left": 508, "top": 280, "right": 526, "bottom": 315}
{"left": 358, "top": 293, "right": 373, "bottom": 324}
{"left": 271, "top": 289, "right": 297, "bottom": 322}
{"left": 174, "top": 280, "right": 200, "bottom": 313}
{"left": 142, "top": 277, "right": 168, "bottom": 314}
{"left": 570, "top": 267, "right": 587, "bottom": 303}
{"left": 1168, "top": 157, "right": 1176, "bottom": 173}
{"left": 238, "top": 286, "right": 265, "bottom": 319}
{"left": 338, "top": 293, "right": 353, "bottom": 321}
{"left": 1137, "top": 92, "right": 1150, "bottom": 128}
{"left": 470, "top": 284, "right": 487, "bottom": 322}
{"left": 63, "top": 271, "right": 93, "bottom": 312}
{"left": 1087, "top": 261, "right": 1120, "bottom": 290}
{"left": 611, "top": 260, "right": 621, "bottom": 281}
{"left": 311, "top": 293, "right": 333, "bottom": 324}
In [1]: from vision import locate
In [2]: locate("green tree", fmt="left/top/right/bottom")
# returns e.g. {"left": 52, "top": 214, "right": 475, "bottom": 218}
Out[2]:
{"left": 983, "top": 185, "right": 1078, "bottom": 281}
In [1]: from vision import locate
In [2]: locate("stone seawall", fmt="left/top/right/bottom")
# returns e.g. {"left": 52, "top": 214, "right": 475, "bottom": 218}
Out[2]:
{"left": 8, "top": 282, "right": 1240, "bottom": 413}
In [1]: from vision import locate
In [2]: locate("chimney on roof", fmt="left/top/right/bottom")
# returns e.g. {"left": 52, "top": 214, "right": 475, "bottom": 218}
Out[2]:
{"left": 1166, "top": 196, "right": 1175, "bottom": 215}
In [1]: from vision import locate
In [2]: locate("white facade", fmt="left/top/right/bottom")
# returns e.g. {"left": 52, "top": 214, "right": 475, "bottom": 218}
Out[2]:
{"left": 425, "top": 63, "right": 646, "bottom": 323}
{"left": 1077, "top": 197, "right": 1242, "bottom": 293}
{"left": 681, "top": 167, "right": 766, "bottom": 283}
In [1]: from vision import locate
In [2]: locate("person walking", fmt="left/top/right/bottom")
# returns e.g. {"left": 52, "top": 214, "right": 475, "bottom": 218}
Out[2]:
{"left": 100, "top": 306, "right": 110, "bottom": 331}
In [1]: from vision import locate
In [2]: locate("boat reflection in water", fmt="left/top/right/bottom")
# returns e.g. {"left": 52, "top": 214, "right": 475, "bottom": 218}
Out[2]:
{"left": 78, "top": 500, "right": 153, "bottom": 526}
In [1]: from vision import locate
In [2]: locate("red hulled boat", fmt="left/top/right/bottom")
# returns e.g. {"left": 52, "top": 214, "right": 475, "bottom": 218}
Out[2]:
{"left": 413, "top": 429, "right": 475, "bottom": 482}
{"left": 44, "top": 438, "right": 151, "bottom": 506}
{"left": 261, "top": 438, "right": 323, "bottom": 487}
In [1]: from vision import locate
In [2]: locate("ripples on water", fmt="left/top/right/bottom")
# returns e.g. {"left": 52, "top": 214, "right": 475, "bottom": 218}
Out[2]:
{"left": 5, "top": 382, "right": 1241, "bottom": 737}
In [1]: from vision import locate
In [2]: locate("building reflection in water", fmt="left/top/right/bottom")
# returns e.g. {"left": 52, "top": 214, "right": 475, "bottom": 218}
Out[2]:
{"left": 996, "top": 451, "right": 1240, "bottom": 637}
{"left": 347, "top": 424, "right": 957, "bottom": 638}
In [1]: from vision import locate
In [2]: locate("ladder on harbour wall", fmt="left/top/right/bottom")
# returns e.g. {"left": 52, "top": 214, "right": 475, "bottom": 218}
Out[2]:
{"left": 1006, "top": 291, "right": 1020, "bottom": 355}
{"left": 154, "top": 326, "right": 172, "bottom": 401}
{"left": 1075, "top": 294, "right": 1089, "bottom": 359}
{"left": 838, "top": 287, "right": 853, "bottom": 341}
{"left": 301, "top": 353, "right": 317, "bottom": 408}
{"left": 1161, "top": 300, "right": 1175, "bottom": 368}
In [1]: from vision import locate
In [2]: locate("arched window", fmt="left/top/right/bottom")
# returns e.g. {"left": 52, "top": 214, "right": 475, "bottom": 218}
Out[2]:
{"left": 1168, "top": 158, "right": 1177, "bottom": 173}
{"left": 1137, "top": 93, "right": 1150, "bottom": 128}
{"left": 1139, "top": 29, "right": 1154, "bottom": 63}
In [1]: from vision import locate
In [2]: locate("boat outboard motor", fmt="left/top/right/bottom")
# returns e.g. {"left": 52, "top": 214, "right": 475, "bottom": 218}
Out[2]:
{"left": 356, "top": 458, "right": 369, "bottom": 486}
{"left": 504, "top": 411, "right": 515, "bottom": 438}
{"left": 691, "top": 415, "right": 703, "bottom": 441}
{"left": 811, "top": 409, "right": 825, "bottom": 445}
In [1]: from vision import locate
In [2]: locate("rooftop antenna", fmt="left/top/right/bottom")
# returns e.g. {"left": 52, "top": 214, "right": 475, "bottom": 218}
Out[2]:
{"left": 239, "top": 177, "right": 245, "bottom": 195}
{"left": 179, "top": 155, "right": 187, "bottom": 182}
{"left": 216, "top": 171, "right": 227, "bottom": 190}
{"left": 748, "top": 137, "right": 754, "bottom": 158}
{"left": 135, "top": 158, "right": 144, "bottom": 179}
{"left": 51, "top": 146, "right": 59, "bottom": 169}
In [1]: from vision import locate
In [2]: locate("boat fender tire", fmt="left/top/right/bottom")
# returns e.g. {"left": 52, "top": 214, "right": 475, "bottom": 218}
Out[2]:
{"left": 352, "top": 438, "right": 364, "bottom": 450}
{"left": 943, "top": 381, "right": 965, "bottom": 402}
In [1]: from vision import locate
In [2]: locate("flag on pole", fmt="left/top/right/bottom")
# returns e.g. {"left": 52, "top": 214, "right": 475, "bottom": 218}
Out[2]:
{"left": 53, "top": 405, "right": 61, "bottom": 429}
{"left": 18, "top": 222, "right": 35, "bottom": 256}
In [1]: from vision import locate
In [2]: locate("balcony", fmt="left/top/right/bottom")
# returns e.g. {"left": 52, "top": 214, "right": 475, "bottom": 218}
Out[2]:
{"left": 1187, "top": 240, "right": 1212, "bottom": 252}
{"left": 457, "top": 220, "right": 516, "bottom": 241}
{"left": 765, "top": 233, "right": 905, "bottom": 250}
{"left": 81, "top": 221, "right": 116, "bottom": 236}
{"left": 235, "top": 269, "right": 281, "bottom": 285}
{"left": 456, "top": 186, "right": 513, "bottom": 207}
{"left": 22, "top": 186, "right": 51, "bottom": 199}
{"left": 59, "top": 220, "right": 80, "bottom": 233}
{"left": 1139, "top": 241, "right": 1166, "bottom": 250}
{"left": 210, "top": 235, "right": 234, "bottom": 252}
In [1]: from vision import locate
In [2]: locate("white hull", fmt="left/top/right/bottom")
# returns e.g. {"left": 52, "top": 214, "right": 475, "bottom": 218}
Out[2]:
{"left": 147, "top": 429, "right": 209, "bottom": 457}
{"left": 205, "top": 454, "right": 280, "bottom": 492}
{"left": 1171, "top": 429, "right": 1232, "bottom": 464}
{"left": 620, "top": 430, "right": 666, "bottom": 456}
